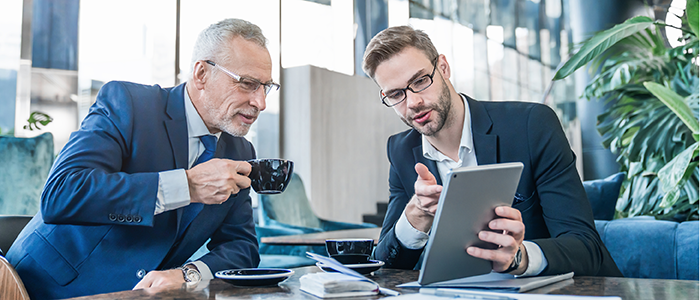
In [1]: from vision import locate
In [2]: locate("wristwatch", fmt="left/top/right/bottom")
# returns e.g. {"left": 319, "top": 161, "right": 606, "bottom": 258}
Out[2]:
{"left": 502, "top": 245, "right": 522, "bottom": 273}
{"left": 181, "top": 264, "right": 202, "bottom": 284}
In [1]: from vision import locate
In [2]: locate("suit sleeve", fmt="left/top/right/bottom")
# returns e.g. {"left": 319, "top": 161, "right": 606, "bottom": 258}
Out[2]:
{"left": 525, "top": 104, "right": 610, "bottom": 276}
{"left": 40, "top": 81, "right": 158, "bottom": 226}
{"left": 373, "top": 136, "right": 425, "bottom": 269}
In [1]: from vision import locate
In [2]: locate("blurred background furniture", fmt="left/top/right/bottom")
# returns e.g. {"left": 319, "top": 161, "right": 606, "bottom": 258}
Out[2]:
{"left": 0, "top": 132, "right": 54, "bottom": 215}
{"left": 0, "top": 215, "right": 32, "bottom": 256}
{"left": 257, "top": 173, "right": 377, "bottom": 256}
{"left": 596, "top": 217, "right": 699, "bottom": 280}
{"left": 583, "top": 172, "right": 625, "bottom": 221}
{"left": 0, "top": 255, "right": 30, "bottom": 300}
{"left": 261, "top": 227, "right": 381, "bottom": 247}
{"left": 584, "top": 172, "right": 699, "bottom": 280}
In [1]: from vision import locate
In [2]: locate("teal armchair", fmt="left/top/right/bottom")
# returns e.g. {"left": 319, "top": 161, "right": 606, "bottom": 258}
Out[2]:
{"left": 0, "top": 133, "right": 54, "bottom": 215}
{"left": 258, "top": 173, "right": 377, "bottom": 255}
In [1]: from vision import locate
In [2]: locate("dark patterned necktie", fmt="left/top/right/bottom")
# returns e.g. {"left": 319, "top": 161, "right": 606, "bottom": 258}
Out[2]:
{"left": 178, "top": 135, "right": 217, "bottom": 238}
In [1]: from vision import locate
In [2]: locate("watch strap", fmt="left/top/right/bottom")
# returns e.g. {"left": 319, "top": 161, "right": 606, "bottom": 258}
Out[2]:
{"left": 502, "top": 245, "right": 522, "bottom": 273}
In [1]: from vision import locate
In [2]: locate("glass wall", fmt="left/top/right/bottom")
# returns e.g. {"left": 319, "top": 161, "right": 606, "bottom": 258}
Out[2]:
{"left": 2, "top": 0, "right": 580, "bottom": 164}
{"left": 0, "top": 0, "right": 23, "bottom": 134}
{"left": 404, "top": 0, "right": 579, "bottom": 156}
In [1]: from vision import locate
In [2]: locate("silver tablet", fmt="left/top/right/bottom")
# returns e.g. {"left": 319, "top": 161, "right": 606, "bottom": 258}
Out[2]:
{"left": 418, "top": 162, "right": 524, "bottom": 285}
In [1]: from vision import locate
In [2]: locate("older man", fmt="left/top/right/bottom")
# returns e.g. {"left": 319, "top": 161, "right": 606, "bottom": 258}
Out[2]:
{"left": 7, "top": 18, "right": 279, "bottom": 299}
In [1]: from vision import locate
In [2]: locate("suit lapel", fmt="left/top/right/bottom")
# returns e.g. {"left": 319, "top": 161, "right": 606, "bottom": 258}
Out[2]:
{"left": 412, "top": 144, "right": 443, "bottom": 186}
{"left": 465, "top": 95, "right": 498, "bottom": 165}
{"left": 163, "top": 83, "right": 189, "bottom": 232}
{"left": 164, "top": 83, "right": 189, "bottom": 170}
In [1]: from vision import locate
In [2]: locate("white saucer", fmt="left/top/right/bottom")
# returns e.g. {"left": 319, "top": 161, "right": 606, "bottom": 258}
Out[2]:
{"left": 316, "top": 260, "right": 385, "bottom": 274}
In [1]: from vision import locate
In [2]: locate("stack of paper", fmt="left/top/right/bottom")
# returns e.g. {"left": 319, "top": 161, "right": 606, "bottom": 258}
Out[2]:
{"left": 304, "top": 252, "right": 401, "bottom": 297}
{"left": 299, "top": 272, "right": 379, "bottom": 298}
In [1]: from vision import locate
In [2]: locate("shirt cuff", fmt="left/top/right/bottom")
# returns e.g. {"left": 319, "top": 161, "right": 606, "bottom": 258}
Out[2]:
{"left": 394, "top": 209, "right": 430, "bottom": 249}
{"left": 156, "top": 169, "right": 190, "bottom": 215}
{"left": 188, "top": 261, "right": 213, "bottom": 281}
{"left": 518, "top": 241, "right": 548, "bottom": 277}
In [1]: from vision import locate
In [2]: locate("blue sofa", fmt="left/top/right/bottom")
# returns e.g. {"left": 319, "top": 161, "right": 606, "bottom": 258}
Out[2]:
{"left": 595, "top": 217, "right": 699, "bottom": 280}
{"left": 583, "top": 172, "right": 699, "bottom": 280}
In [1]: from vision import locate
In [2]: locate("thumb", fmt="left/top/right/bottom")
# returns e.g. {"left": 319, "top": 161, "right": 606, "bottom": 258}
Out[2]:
{"left": 415, "top": 163, "right": 435, "bottom": 182}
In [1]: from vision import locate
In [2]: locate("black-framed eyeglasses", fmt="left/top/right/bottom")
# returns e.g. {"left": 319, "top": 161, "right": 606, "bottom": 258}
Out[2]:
{"left": 205, "top": 60, "right": 280, "bottom": 95}
{"left": 379, "top": 57, "right": 439, "bottom": 107}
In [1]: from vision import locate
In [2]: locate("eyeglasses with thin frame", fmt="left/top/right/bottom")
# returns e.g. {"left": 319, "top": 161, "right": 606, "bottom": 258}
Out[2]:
{"left": 205, "top": 60, "right": 280, "bottom": 95}
{"left": 379, "top": 57, "right": 439, "bottom": 107}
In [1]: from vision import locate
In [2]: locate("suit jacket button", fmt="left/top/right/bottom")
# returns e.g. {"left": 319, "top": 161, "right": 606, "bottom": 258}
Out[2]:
{"left": 126, "top": 215, "right": 133, "bottom": 222}
{"left": 108, "top": 213, "right": 117, "bottom": 221}
{"left": 134, "top": 216, "right": 142, "bottom": 223}
{"left": 136, "top": 269, "right": 146, "bottom": 279}
{"left": 117, "top": 214, "right": 126, "bottom": 222}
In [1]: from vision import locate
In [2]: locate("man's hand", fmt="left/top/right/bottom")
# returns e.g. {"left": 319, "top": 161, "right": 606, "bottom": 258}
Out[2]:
{"left": 133, "top": 269, "right": 184, "bottom": 290}
{"left": 186, "top": 159, "right": 252, "bottom": 205}
{"left": 405, "top": 163, "right": 443, "bottom": 233}
{"left": 466, "top": 206, "right": 528, "bottom": 274}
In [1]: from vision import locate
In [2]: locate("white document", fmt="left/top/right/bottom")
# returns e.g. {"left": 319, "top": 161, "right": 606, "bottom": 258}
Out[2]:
{"left": 399, "top": 272, "right": 574, "bottom": 293}
{"left": 390, "top": 289, "right": 623, "bottom": 300}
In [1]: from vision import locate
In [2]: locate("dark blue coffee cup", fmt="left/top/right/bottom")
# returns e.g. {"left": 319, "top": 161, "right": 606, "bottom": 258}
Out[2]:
{"left": 247, "top": 159, "right": 294, "bottom": 194}
{"left": 325, "top": 239, "right": 374, "bottom": 265}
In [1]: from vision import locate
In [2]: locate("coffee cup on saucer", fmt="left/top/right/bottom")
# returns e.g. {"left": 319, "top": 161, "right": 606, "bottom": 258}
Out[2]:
{"left": 325, "top": 239, "right": 374, "bottom": 265}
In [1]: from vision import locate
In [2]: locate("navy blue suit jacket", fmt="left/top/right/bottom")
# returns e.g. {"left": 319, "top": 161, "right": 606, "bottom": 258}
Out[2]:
{"left": 7, "top": 81, "right": 260, "bottom": 299}
{"left": 374, "top": 96, "right": 621, "bottom": 277}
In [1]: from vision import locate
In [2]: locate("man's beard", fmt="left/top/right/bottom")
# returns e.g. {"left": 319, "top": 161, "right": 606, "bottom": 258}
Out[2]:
{"left": 203, "top": 99, "right": 258, "bottom": 137}
{"left": 401, "top": 78, "right": 453, "bottom": 137}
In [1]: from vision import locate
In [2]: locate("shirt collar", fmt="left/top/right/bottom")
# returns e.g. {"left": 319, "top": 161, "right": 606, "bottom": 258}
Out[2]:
{"left": 422, "top": 93, "right": 473, "bottom": 162}
{"left": 184, "top": 87, "right": 221, "bottom": 140}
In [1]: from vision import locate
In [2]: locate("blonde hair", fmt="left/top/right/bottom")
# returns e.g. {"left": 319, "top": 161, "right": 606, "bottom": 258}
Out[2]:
{"left": 362, "top": 26, "right": 438, "bottom": 78}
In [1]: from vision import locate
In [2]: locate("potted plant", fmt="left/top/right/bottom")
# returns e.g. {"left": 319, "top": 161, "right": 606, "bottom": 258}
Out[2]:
{"left": 552, "top": 0, "right": 699, "bottom": 220}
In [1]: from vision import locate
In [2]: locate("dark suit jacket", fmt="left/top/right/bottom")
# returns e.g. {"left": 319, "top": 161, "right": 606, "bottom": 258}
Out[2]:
{"left": 7, "top": 81, "right": 260, "bottom": 299}
{"left": 374, "top": 95, "right": 621, "bottom": 277}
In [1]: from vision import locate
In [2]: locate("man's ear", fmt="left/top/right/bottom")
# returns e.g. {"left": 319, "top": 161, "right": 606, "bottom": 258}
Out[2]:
{"left": 192, "top": 61, "right": 208, "bottom": 90}
{"left": 438, "top": 54, "right": 451, "bottom": 79}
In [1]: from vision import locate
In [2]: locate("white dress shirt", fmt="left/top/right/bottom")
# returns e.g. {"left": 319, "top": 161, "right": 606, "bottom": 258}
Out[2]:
{"left": 393, "top": 94, "right": 547, "bottom": 276}
{"left": 154, "top": 89, "right": 220, "bottom": 280}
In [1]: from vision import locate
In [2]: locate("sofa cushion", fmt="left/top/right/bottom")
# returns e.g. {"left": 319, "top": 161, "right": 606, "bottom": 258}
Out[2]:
{"left": 583, "top": 172, "right": 624, "bottom": 220}
{"left": 677, "top": 221, "right": 700, "bottom": 280}
{"left": 595, "top": 218, "right": 699, "bottom": 280}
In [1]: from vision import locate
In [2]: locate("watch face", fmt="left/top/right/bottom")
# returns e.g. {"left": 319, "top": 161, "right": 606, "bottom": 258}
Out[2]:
{"left": 185, "top": 268, "right": 201, "bottom": 283}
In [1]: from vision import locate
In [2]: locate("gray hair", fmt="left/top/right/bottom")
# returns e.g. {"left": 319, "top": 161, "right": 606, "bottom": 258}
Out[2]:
{"left": 189, "top": 18, "right": 268, "bottom": 79}
{"left": 362, "top": 26, "right": 438, "bottom": 78}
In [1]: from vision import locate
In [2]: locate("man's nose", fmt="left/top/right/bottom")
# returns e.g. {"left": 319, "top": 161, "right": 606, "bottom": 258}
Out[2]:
{"left": 405, "top": 91, "right": 423, "bottom": 109}
{"left": 250, "top": 89, "right": 267, "bottom": 111}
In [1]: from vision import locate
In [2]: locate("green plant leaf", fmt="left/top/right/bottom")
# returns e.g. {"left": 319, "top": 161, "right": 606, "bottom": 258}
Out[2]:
{"left": 658, "top": 142, "right": 699, "bottom": 192}
{"left": 553, "top": 16, "right": 654, "bottom": 80}
{"left": 643, "top": 82, "right": 700, "bottom": 139}
{"left": 688, "top": 0, "right": 699, "bottom": 37}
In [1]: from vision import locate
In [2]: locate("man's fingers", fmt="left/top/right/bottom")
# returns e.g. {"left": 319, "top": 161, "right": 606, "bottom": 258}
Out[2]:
{"left": 234, "top": 161, "right": 252, "bottom": 176}
{"left": 415, "top": 184, "right": 442, "bottom": 196}
{"left": 466, "top": 247, "right": 513, "bottom": 267}
{"left": 133, "top": 274, "right": 154, "bottom": 290}
{"left": 414, "top": 163, "right": 435, "bottom": 182}
{"left": 495, "top": 206, "right": 522, "bottom": 221}
{"left": 478, "top": 230, "right": 517, "bottom": 248}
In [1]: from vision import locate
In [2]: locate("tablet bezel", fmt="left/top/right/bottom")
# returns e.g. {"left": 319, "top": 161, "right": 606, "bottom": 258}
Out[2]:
{"left": 417, "top": 162, "right": 524, "bottom": 285}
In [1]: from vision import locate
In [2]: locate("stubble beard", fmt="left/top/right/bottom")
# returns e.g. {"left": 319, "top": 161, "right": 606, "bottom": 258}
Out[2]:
{"left": 203, "top": 97, "right": 258, "bottom": 137}
{"left": 401, "top": 78, "right": 453, "bottom": 137}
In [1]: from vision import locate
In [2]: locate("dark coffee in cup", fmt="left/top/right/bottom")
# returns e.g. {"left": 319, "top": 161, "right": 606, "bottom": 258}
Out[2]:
{"left": 247, "top": 159, "right": 294, "bottom": 194}
{"left": 325, "top": 239, "right": 374, "bottom": 265}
